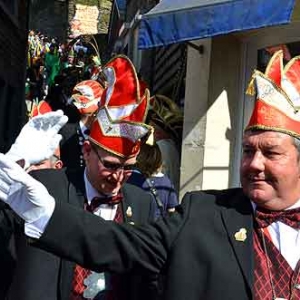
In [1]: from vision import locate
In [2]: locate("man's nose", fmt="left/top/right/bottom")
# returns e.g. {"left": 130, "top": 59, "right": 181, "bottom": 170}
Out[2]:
{"left": 248, "top": 151, "right": 265, "bottom": 171}
{"left": 112, "top": 168, "right": 125, "bottom": 180}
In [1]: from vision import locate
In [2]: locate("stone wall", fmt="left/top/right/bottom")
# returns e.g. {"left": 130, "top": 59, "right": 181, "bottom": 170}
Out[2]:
{"left": 29, "top": 0, "right": 68, "bottom": 40}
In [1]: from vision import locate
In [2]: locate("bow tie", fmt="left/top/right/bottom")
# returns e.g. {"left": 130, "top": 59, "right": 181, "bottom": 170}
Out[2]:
{"left": 83, "top": 129, "right": 90, "bottom": 136}
{"left": 86, "top": 193, "right": 123, "bottom": 212}
{"left": 255, "top": 206, "right": 300, "bottom": 230}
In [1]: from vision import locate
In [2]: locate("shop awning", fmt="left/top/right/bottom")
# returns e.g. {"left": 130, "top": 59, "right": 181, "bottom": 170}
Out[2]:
{"left": 138, "top": 0, "right": 296, "bottom": 49}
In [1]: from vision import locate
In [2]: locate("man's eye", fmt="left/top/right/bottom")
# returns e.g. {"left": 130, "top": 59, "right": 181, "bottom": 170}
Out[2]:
{"left": 103, "top": 162, "right": 121, "bottom": 170}
{"left": 242, "top": 148, "right": 252, "bottom": 155}
{"left": 264, "top": 151, "right": 279, "bottom": 157}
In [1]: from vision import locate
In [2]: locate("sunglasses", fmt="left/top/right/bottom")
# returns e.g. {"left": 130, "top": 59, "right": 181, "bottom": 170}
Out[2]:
{"left": 91, "top": 145, "right": 136, "bottom": 171}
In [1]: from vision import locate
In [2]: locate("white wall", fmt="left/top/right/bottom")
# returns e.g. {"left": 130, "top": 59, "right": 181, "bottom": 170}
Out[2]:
{"left": 180, "top": 36, "right": 242, "bottom": 199}
{"left": 180, "top": 39, "right": 211, "bottom": 199}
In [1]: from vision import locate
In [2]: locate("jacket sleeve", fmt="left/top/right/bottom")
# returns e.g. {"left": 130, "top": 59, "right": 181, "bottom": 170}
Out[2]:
{"left": 34, "top": 195, "right": 189, "bottom": 276}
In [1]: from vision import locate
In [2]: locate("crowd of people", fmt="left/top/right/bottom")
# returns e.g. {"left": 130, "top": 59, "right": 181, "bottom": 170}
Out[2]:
{"left": 2, "top": 28, "right": 300, "bottom": 300}
{"left": 25, "top": 30, "right": 103, "bottom": 119}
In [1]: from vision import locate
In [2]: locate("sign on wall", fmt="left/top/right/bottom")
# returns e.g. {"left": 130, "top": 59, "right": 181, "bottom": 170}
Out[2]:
{"left": 69, "top": 4, "right": 99, "bottom": 38}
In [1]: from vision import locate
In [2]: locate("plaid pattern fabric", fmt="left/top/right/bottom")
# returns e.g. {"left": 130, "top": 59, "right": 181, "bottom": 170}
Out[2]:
{"left": 255, "top": 206, "right": 300, "bottom": 229}
{"left": 253, "top": 228, "right": 300, "bottom": 299}
{"left": 70, "top": 267, "right": 92, "bottom": 300}
{"left": 70, "top": 194, "right": 124, "bottom": 300}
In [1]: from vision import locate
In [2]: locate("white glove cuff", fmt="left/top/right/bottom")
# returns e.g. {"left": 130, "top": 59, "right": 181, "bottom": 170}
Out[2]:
{"left": 8, "top": 181, "right": 55, "bottom": 223}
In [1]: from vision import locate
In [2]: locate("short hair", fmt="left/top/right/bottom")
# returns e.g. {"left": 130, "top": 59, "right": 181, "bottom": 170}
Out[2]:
{"left": 292, "top": 136, "right": 300, "bottom": 159}
{"left": 49, "top": 154, "right": 60, "bottom": 165}
{"left": 137, "top": 143, "right": 162, "bottom": 178}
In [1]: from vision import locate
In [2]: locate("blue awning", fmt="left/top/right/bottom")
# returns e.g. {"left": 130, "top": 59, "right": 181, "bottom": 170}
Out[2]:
{"left": 138, "top": 0, "right": 296, "bottom": 49}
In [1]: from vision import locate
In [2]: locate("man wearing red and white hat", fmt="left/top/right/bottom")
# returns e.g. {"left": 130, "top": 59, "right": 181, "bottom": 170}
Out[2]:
{"left": 59, "top": 79, "right": 103, "bottom": 171}
{"left": 13, "top": 49, "right": 300, "bottom": 299}
{"left": 9, "top": 50, "right": 300, "bottom": 299}
{"left": 0, "top": 56, "right": 157, "bottom": 300}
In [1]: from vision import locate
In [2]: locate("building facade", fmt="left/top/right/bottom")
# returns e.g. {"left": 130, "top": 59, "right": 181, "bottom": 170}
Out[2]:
{"left": 0, "top": 0, "right": 29, "bottom": 153}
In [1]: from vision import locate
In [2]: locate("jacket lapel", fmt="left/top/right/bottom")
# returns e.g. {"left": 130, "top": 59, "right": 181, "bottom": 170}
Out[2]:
{"left": 66, "top": 169, "right": 86, "bottom": 208}
{"left": 220, "top": 190, "right": 254, "bottom": 294}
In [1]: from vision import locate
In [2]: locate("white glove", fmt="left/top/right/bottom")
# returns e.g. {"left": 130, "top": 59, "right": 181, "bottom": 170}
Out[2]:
{"left": 6, "top": 110, "right": 68, "bottom": 169}
{"left": 0, "top": 154, "right": 55, "bottom": 223}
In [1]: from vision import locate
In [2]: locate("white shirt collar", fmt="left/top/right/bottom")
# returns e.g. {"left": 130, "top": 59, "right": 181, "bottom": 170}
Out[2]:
{"left": 79, "top": 121, "right": 89, "bottom": 139}
{"left": 84, "top": 170, "right": 100, "bottom": 204}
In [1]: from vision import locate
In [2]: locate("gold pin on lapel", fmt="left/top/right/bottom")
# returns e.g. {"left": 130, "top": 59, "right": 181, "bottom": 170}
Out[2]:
{"left": 126, "top": 206, "right": 133, "bottom": 218}
{"left": 234, "top": 228, "right": 247, "bottom": 242}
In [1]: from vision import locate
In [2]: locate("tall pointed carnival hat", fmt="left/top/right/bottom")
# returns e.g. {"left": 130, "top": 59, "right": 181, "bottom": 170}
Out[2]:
{"left": 89, "top": 55, "right": 153, "bottom": 158}
{"left": 71, "top": 80, "right": 104, "bottom": 114}
{"left": 30, "top": 100, "right": 53, "bottom": 118}
{"left": 245, "top": 50, "right": 300, "bottom": 138}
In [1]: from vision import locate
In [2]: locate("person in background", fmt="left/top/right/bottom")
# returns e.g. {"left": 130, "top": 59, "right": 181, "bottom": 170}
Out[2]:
{"left": 44, "top": 43, "right": 60, "bottom": 88}
{"left": 147, "top": 94, "right": 183, "bottom": 194}
{"left": 128, "top": 142, "right": 178, "bottom": 219}
{"left": 59, "top": 79, "right": 104, "bottom": 171}
{"left": 26, "top": 149, "right": 62, "bottom": 172}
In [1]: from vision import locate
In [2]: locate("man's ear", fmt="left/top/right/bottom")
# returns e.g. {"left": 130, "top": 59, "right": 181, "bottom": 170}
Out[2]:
{"left": 82, "top": 141, "right": 92, "bottom": 156}
{"left": 54, "top": 160, "right": 63, "bottom": 169}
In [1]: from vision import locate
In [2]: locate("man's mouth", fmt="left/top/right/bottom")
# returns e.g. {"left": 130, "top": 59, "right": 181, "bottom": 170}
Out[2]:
{"left": 247, "top": 175, "right": 267, "bottom": 183}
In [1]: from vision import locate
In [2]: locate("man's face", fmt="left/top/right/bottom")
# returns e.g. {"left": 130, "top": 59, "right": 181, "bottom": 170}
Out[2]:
{"left": 240, "top": 131, "right": 300, "bottom": 210}
{"left": 83, "top": 141, "right": 136, "bottom": 195}
{"left": 68, "top": 56, "right": 74, "bottom": 64}
{"left": 26, "top": 157, "right": 63, "bottom": 172}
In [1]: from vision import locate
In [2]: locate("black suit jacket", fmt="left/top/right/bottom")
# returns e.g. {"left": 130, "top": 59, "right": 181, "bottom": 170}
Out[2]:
{"left": 0, "top": 203, "right": 17, "bottom": 299}
{"left": 59, "top": 122, "right": 85, "bottom": 171}
{"left": 37, "top": 188, "right": 255, "bottom": 300}
{"left": 4, "top": 168, "right": 155, "bottom": 300}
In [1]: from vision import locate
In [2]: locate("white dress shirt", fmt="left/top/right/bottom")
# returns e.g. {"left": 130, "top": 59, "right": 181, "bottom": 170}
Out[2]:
{"left": 25, "top": 170, "right": 118, "bottom": 237}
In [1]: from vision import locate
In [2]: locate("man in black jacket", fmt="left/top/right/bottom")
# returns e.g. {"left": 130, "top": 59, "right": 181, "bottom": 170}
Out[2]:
{"left": 5, "top": 50, "right": 300, "bottom": 300}
{"left": 1, "top": 55, "right": 157, "bottom": 300}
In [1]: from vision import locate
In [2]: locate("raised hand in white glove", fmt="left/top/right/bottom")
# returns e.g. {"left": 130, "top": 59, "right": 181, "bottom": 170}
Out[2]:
{"left": 0, "top": 154, "right": 55, "bottom": 223}
{"left": 6, "top": 110, "right": 68, "bottom": 169}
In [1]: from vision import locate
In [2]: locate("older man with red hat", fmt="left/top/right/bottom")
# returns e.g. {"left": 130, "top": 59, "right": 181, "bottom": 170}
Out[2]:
{"left": 0, "top": 56, "right": 157, "bottom": 300}
{"left": 5, "top": 50, "right": 300, "bottom": 300}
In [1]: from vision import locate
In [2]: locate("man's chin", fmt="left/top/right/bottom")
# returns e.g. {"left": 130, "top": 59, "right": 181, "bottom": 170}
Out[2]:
{"left": 103, "top": 184, "right": 121, "bottom": 196}
{"left": 246, "top": 188, "right": 271, "bottom": 204}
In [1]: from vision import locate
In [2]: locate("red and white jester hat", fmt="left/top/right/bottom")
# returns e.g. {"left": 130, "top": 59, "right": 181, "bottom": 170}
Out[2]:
{"left": 246, "top": 50, "right": 300, "bottom": 138}
{"left": 71, "top": 80, "right": 104, "bottom": 114}
{"left": 89, "top": 55, "right": 153, "bottom": 158}
{"left": 30, "top": 100, "right": 53, "bottom": 118}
